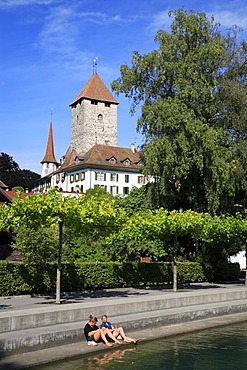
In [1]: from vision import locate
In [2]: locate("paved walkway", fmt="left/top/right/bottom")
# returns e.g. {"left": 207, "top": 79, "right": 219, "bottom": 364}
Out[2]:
{"left": 0, "top": 282, "right": 243, "bottom": 311}
{"left": 1, "top": 282, "right": 247, "bottom": 370}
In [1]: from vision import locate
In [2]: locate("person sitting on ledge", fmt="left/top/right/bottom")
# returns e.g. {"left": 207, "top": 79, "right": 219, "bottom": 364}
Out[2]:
{"left": 84, "top": 314, "right": 121, "bottom": 347}
{"left": 100, "top": 314, "right": 139, "bottom": 344}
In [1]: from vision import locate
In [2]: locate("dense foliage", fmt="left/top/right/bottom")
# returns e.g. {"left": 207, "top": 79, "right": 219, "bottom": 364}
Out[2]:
{"left": 2, "top": 260, "right": 236, "bottom": 296}
{"left": 0, "top": 187, "right": 246, "bottom": 295}
{"left": 0, "top": 152, "right": 40, "bottom": 190}
{"left": 112, "top": 8, "right": 247, "bottom": 214}
{"left": 0, "top": 260, "right": 241, "bottom": 296}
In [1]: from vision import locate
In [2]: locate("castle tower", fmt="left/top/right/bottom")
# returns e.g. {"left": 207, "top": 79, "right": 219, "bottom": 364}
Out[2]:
{"left": 41, "top": 122, "right": 59, "bottom": 177}
{"left": 69, "top": 72, "right": 119, "bottom": 154}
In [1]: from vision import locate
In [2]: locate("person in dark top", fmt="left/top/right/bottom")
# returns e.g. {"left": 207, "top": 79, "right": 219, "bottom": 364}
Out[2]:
{"left": 100, "top": 314, "right": 139, "bottom": 344}
{"left": 84, "top": 314, "right": 121, "bottom": 347}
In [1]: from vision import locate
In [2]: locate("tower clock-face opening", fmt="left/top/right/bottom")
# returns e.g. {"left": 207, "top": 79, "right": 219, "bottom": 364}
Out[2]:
{"left": 97, "top": 114, "right": 103, "bottom": 120}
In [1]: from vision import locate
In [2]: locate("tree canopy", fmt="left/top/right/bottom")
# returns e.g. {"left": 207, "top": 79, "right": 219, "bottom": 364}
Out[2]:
{"left": 0, "top": 152, "right": 40, "bottom": 190}
{"left": 112, "top": 8, "right": 247, "bottom": 214}
{"left": 1, "top": 188, "right": 246, "bottom": 290}
{"left": 3, "top": 189, "right": 82, "bottom": 302}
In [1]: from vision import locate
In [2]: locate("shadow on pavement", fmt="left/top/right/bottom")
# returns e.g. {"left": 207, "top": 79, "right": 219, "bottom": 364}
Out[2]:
{"left": 1, "top": 281, "right": 244, "bottom": 308}
{"left": 33, "top": 289, "right": 150, "bottom": 304}
{"left": 32, "top": 281, "right": 246, "bottom": 305}
{"left": 0, "top": 304, "right": 12, "bottom": 310}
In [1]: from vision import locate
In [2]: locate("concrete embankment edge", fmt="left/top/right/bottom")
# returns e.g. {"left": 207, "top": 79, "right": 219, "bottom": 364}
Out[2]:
{"left": 1, "top": 311, "right": 247, "bottom": 370}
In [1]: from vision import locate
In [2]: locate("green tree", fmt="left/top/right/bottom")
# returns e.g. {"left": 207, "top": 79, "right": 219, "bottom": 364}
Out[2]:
{"left": 150, "top": 209, "right": 204, "bottom": 290}
{"left": 0, "top": 202, "right": 10, "bottom": 231}
{"left": 18, "top": 169, "right": 41, "bottom": 190}
{"left": 13, "top": 226, "right": 59, "bottom": 293}
{"left": 80, "top": 186, "right": 127, "bottom": 236}
{"left": 12, "top": 186, "right": 24, "bottom": 192}
{"left": 3, "top": 189, "right": 82, "bottom": 303}
{"left": 63, "top": 187, "right": 127, "bottom": 262}
{"left": 112, "top": 8, "right": 247, "bottom": 214}
{"left": 104, "top": 210, "right": 166, "bottom": 262}
{"left": 13, "top": 226, "right": 58, "bottom": 265}
{"left": 0, "top": 152, "right": 40, "bottom": 190}
{"left": 104, "top": 208, "right": 246, "bottom": 288}
{"left": 198, "top": 212, "right": 247, "bottom": 282}
{"left": 0, "top": 153, "right": 20, "bottom": 188}
{"left": 119, "top": 184, "right": 154, "bottom": 216}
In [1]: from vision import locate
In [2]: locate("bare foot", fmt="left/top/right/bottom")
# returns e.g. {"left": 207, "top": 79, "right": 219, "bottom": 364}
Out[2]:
{"left": 105, "top": 342, "right": 113, "bottom": 347}
{"left": 133, "top": 339, "right": 139, "bottom": 344}
{"left": 114, "top": 340, "right": 121, "bottom": 345}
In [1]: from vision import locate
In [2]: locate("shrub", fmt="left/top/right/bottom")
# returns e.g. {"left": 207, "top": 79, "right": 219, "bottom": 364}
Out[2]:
{"left": 2, "top": 260, "right": 239, "bottom": 296}
{"left": 0, "top": 262, "right": 30, "bottom": 296}
{"left": 0, "top": 261, "right": 208, "bottom": 296}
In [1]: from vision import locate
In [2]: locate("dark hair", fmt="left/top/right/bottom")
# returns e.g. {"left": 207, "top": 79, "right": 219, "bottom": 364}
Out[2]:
{"left": 88, "top": 314, "right": 98, "bottom": 322}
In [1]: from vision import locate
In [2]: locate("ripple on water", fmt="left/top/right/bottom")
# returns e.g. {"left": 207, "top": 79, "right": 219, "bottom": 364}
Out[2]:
{"left": 29, "top": 321, "right": 247, "bottom": 370}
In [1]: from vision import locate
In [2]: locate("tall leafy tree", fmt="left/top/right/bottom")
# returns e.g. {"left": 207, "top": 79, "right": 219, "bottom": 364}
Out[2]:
{"left": 0, "top": 152, "right": 40, "bottom": 190}
{"left": 3, "top": 189, "right": 82, "bottom": 303}
{"left": 62, "top": 186, "right": 128, "bottom": 262}
{"left": 0, "top": 153, "right": 20, "bottom": 188}
{"left": 112, "top": 8, "right": 247, "bottom": 214}
{"left": 1, "top": 187, "right": 127, "bottom": 295}
{"left": 80, "top": 186, "right": 127, "bottom": 236}
{"left": 119, "top": 184, "right": 154, "bottom": 216}
{"left": 104, "top": 208, "right": 246, "bottom": 288}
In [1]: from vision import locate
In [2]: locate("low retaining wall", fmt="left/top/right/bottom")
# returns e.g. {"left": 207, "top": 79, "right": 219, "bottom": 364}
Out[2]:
{"left": 1, "top": 287, "right": 247, "bottom": 358}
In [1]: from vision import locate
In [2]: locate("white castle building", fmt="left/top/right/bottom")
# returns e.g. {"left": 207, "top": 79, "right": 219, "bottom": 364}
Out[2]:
{"left": 34, "top": 71, "right": 146, "bottom": 196}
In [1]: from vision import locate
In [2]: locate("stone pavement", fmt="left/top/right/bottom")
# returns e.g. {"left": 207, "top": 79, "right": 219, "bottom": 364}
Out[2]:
{"left": 1, "top": 282, "right": 247, "bottom": 369}
{"left": 0, "top": 282, "right": 244, "bottom": 311}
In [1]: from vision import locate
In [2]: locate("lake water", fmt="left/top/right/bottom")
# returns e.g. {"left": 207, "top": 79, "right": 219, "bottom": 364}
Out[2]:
{"left": 30, "top": 321, "right": 247, "bottom": 369}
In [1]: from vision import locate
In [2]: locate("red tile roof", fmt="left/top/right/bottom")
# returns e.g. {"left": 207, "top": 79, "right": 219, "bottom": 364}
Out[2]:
{"left": 41, "top": 122, "right": 58, "bottom": 164}
{"left": 59, "top": 148, "right": 79, "bottom": 170}
{"left": 0, "top": 189, "right": 33, "bottom": 204}
{"left": 59, "top": 144, "right": 143, "bottom": 173}
{"left": 70, "top": 73, "right": 119, "bottom": 106}
{"left": 5, "top": 190, "right": 33, "bottom": 199}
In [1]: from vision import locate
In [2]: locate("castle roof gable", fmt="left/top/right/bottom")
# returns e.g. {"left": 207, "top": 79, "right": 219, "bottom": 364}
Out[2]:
{"left": 58, "top": 144, "right": 142, "bottom": 173}
{"left": 70, "top": 73, "right": 119, "bottom": 106}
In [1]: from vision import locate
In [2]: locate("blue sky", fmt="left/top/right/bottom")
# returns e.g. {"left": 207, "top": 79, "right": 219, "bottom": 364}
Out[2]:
{"left": 0, "top": 0, "right": 246, "bottom": 174}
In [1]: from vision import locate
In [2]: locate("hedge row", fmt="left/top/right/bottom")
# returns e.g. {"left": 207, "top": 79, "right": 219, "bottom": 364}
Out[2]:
{"left": 0, "top": 261, "right": 240, "bottom": 297}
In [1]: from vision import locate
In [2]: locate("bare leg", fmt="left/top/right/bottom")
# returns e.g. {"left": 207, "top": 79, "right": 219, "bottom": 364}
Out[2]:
{"left": 100, "top": 329, "right": 114, "bottom": 347}
{"left": 124, "top": 336, "right": 139, "bottom": 344}
{"left": 93, "top": 329, "right": 113, "bottom": 347}
{"left": 103, "top": 328, "right": 121, "bottom": 344}
{"left": 112, "top": 327, "right": 138, "bottom": 343}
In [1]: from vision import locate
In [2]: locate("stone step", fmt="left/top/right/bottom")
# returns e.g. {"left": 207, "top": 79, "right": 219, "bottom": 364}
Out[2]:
{"left": 1, "top": 288, "right": 247, "bottom": 334}
{"left": 1, "top": 298, "right": 247, "bottom": 358}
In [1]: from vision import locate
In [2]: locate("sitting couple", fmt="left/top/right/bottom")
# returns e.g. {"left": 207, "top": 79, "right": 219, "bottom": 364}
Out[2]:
{"left": 84, "top": 314, "right": 138, "bottom": 347}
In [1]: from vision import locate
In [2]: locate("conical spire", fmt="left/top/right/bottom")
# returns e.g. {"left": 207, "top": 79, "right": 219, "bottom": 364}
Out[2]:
{"left": 41, "top": 122, "right": 58, "bottom": 164}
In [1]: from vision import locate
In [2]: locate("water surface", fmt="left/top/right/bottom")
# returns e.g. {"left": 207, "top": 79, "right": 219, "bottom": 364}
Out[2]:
{"left": 30, "top": 321, "right": 247, "bottom": 369}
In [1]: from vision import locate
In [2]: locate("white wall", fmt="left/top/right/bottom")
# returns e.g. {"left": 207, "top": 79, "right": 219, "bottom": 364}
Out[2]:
{"left": 230, "top": 251, "right": 246, "bottom": 270}
{"left": 53, "top": 168, "right": 144, "bottom": 196}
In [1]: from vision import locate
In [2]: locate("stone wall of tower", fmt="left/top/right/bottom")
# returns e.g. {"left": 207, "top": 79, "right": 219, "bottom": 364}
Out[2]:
{"left": 70, "top": 99, "right": 118, "bottom": 154}
{"left": 41, "top": 162, "right": 58, "bottom": 178}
